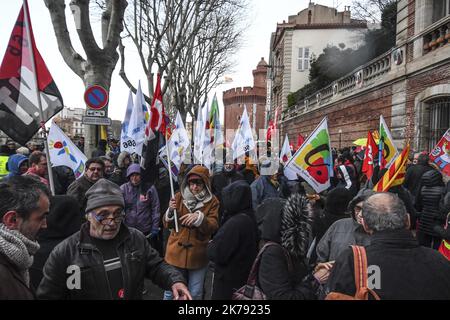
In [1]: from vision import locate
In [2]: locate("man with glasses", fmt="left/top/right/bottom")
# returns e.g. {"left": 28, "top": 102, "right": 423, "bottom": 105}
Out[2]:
{"left": 67, "top": 158, "right": 105, "bottom": 214}
{"left": 37, "top": 178, "right": 191, "bottom": 300}
{"left": 24, "top": 151, "right": 49, "bottom": 186}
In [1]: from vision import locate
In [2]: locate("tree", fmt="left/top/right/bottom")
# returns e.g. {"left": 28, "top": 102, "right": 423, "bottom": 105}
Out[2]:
{"left": 119, "top": 0, "right": 246, "bottom": 121}
{"left": 45, "top": 0, "right": 127, "bottom": 156}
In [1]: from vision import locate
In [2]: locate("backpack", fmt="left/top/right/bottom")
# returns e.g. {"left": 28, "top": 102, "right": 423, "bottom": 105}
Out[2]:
{"left": 232, "top": 242, "right": 291, "bottom": 300}
{"left": 325, "top": 246, "right": 380, "bottom": 300}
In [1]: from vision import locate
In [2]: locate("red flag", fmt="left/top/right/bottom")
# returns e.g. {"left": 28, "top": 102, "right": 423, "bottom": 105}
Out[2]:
{"left": 148, "top": 73, "right": 167, "bottom": 136}
{"left": 266, "top": 120, "right": 274, "bottom": 141}
{"left": 0, "top": 1, "right": 63, "bottom": 145}
{"left": 362, "top": 131, "right": 379, "bottom": 180}
{"left": 296, "top": 134, "right": 305, "bottom": 149}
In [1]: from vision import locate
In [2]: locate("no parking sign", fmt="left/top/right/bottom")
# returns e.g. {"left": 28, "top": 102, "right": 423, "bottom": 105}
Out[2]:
{"left": 84, "top": 85, "right": 109, "bottom": 110}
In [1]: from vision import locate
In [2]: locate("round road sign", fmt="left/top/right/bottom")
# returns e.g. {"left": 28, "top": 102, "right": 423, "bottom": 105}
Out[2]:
{"left": 84, "top": 85, "right": 109, "bottom": 110}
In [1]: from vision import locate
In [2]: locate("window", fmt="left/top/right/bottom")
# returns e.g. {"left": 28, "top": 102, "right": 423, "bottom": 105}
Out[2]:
{"left": 428, "top": 97, "right": 450, "bottom": 150}
{"left": 298, "top": 47, "right": 310, "bottom": 71}
{"left": 433, "top": 0, "right": 450, "bottom": 23}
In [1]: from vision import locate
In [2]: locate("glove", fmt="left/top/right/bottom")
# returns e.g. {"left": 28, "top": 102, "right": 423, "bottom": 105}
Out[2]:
{"left": 150, "top": 228, "right": 160, "bottom": 239}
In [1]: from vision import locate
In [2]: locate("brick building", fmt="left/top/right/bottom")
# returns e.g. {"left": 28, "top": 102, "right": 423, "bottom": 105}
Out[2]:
{"left": 223, "top": 58, "right": 268, "bottom": 135}
{"left": 281, "top": 0, "right": 450, "bottom": 153}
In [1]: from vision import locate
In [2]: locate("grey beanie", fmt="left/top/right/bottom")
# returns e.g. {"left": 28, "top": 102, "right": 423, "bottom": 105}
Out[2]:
{"left": 85, "top": 178, "right": 125, "bottom": 213}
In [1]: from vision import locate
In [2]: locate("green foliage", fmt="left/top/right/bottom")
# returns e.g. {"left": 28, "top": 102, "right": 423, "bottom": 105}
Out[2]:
{"left": 290, "top": 1, "right": 397, "bottom": 106}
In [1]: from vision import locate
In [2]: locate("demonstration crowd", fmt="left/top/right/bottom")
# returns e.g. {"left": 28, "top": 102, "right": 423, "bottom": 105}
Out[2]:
{"left": 0, "top": 138, "right": 450, "bottom": 300}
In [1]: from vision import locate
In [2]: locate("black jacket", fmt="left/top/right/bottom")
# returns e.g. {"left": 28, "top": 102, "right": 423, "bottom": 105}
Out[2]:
{"left": 66, "top": 175, "right": 95, "bottom": 214}
{"left": 404, "top": 164, "right": 434, "bottom": 199}
{"left": 328, "top": 229, "right": 450, "bottom": 299}
{"left": 36, "top": 223, "right": 185, "bottom": 300}
{"left": 258, "top": 193, "right": 319, "bottom": 300}
{"left": 30, "top": 195, "right": 83, "bottom": 289}
{"left": 415, "top": 170, "right": 446, "bottom": 236}
{"left": 0, "top": 253, "right": 35, "bottom": 300}
{"left": 207, "top": 180, "right": 258, "bottom": 300}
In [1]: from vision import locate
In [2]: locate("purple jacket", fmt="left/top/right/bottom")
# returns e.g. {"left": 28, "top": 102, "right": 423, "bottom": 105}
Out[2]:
{"left": 120, "top": 182, "right": 160, "bottom": 234}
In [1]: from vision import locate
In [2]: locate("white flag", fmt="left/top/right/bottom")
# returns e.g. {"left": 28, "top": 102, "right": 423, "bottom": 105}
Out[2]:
{"left": 120, "top": 89, "right": 135, "bottom": 153}
{"left": 48, "top": 122, "right": 88, "bottom": 179}
{"left": 193, "top": 104, "right": 205, "bottom": 163}
{"left": 280, "top": 134, "right": 292, "bottom": 164}
{"left": 167, "top": 112, "right": 191, "bottom": 170}
{"left": 127, "top": 81, "right": 148, "bottom": 156}
{"left": 231, "top": 106, "right": 256, "bottom": 160}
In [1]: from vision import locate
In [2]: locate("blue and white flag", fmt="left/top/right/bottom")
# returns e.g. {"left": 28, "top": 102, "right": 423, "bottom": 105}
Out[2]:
{"left": 120, "top": 89, "right": 135, "bottom": 153}
{"left": 231, "top": 106, "right": 256, "bottom": 160}
{"left": 48, "top": 122, "right": 87, "bottom": 179}
{"left": 167, "top": 111, "right": 191, "bottom": 170}
{"left": 127, "top": 81, "right": 148, "bottom": 156}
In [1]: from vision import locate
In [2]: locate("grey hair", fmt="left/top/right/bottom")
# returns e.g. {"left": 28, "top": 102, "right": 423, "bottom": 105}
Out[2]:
{"left": 362, "top": 192, "right": 408, "bottom": 232}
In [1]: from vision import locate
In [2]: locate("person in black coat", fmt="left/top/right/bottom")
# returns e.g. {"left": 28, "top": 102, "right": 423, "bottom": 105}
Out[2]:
{"left": 404, "top": 153, "right": 434, "bottom": 201}
{"left": 328, "top": 193, "right": 450, "bottom": 299}
{"left": 257, "top": 193, "right": 325, "bottom": 299}
{"left": 415, "top": 169, "right": 446, "bottom": 249}
{"left": 207, "top": 180, "right": 258, "bottom": 300}
{"left": 29, "top": 195, "right": 83, "bottom": 288}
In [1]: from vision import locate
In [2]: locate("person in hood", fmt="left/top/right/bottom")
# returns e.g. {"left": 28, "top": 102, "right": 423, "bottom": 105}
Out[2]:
{"left": 404, "top": 153, "right": 433, "bottom": 201}
{"left": 52, "top": 165, "right": 75, "bottom": 195}
{"left": 258, "top": 193, "right": 328, "bottom": 299}
{"left": 109, "top": 151, "right": 131, "bottom": 186}
{"left": 3, "top": 154, "right": 28, "bottom": 181}
{"left": 207, "top": 180, "right": 258, "bottom": 299}
{"left": 120, "top": 164, "right": 161, "bottom": 251}
{"left": 415, "top": 169, "right": 446, "bottom": 249}
{"left": 315, "top": 188, "right": 373, "bottom": 263}
{"left": 164, "top": 165, "right": 219, "bottom": 300}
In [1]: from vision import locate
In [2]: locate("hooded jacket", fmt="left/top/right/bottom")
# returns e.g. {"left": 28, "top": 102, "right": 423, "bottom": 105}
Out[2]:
{"left": 258, "top": 193, "right": 320, "bottom": 299}
{"left": 3, "top": 154, "right": 28, "bottom": 180}
{"left": 251, "top": 175, "right": 281, "bottom": 210}
{"left": 207, "top": 180, "right": 258, "bottom": 299}
{"left": 164, "top": 165, "right": 219, "bottom": 269}
{"left": 416, "top": 170, "right": 446, "bottom": 236}
{"left": 315, "top": 188, "right": 373, "bottom": 263}
{"left": 120, "top": 164, "right": 160, "bottom": 235}
{"left": 67, "top": 175, "right": 95, "bottom": 214}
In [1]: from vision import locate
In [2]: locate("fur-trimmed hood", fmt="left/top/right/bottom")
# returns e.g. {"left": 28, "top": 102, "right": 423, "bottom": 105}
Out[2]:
{"left": 261, "top": 193, "right": 313, "bottom": 259}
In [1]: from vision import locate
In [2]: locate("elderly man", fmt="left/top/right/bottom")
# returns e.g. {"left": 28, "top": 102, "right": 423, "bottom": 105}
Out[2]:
{"left": 67, "top": 158, "right": 105, "bottom": 213}
{"left": 37, "top": 178, "right": 191, "bottom": 300}
{"left": 328, "top": 192, "right": 450, "bottom": 299}
{"left": 0, "top": 176, "right": 50, "bottom": 299}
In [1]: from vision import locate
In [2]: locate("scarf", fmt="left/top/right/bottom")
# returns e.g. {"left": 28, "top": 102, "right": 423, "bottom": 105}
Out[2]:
{"left": 0, "top": 224, "right": 40, "bottom": 287}
{"left": 182, "top": 187, "right": 212, "bottom": 212}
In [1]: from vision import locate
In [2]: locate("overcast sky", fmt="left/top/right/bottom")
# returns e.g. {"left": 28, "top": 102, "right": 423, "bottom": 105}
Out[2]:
{"left": 0, "top": 0, "right": 354, "bottom": 122}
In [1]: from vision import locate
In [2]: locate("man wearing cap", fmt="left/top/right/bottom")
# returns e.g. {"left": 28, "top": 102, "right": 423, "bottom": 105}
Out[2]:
{"left": 164, "top": 165, "right": 219, "bottom": 300}
{"left": 250, "top": 158, "right": 281, "bottom": 210}
{"left": 37, "top": 178, "right": 191, "bottom": 300}
{"left": 121, "top": 164, "right": 161, "bottom": 252}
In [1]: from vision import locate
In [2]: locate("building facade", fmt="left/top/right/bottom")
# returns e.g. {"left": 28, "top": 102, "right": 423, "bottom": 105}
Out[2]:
{"left": 268, "top": 3, "right": 368, "bottom": 117}
{"left": 281, "top": 0, "right": 450, "bottom": 153}
{"left": 223, "top": 58, "right": 268, "bottom": 135}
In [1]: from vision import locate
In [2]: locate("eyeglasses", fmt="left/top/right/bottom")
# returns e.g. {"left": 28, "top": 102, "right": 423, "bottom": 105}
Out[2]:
{"left": 88, "top": 167, "right": 103, "bottom": 172}
{"left": 91, "top": 210, "right": 125, "bottom": 225}
{"left": 189, "top": 180, "right": 204, "bottom": 186}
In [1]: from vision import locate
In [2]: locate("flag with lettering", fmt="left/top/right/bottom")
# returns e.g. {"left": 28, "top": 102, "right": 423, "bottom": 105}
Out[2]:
{"left": 0, "top": 1, "right": 63, "bottom": 145}
{"left": 362, "top": 131, "right": 379, "bottom": 180}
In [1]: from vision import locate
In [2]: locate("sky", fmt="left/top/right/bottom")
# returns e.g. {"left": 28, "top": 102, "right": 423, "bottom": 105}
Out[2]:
{"left": 0, "top": 0, "right": 354, "bottom": 122}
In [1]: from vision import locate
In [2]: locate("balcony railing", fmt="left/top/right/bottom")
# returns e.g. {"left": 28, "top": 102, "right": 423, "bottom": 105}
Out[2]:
{"left": 422, "top": 16, "right": 450, "bottom": 54}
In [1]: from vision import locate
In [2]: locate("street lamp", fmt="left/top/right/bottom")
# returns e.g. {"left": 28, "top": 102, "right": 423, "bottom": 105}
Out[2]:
{"left": 338, "top": 129, "right": 343, "bottom": 150}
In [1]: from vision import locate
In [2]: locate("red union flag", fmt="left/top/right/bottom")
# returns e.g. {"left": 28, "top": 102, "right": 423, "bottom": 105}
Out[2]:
{"left": 429, "top": 129, "right": 450, "bottom": 177}
{"left": 362, "top": 131, "right": 379, "bottom": 180}
{"left": 0, "top": 1, "right": 63, "bottom": 145}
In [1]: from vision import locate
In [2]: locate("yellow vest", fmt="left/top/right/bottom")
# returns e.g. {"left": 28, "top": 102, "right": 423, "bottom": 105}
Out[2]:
{"left": 0, "top": 155, "right": 9, "bottom": 177}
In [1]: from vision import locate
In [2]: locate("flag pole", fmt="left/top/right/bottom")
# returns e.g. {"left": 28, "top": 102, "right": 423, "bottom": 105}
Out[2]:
{"left": 165, "top": 130, "right": 179, "bottom": 233}
{"left": 23, "top": 0, "right": 55, "bottom": 195}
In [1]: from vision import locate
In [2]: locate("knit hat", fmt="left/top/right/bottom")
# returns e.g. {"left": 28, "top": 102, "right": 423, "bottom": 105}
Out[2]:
{"left": 85, "top": 178, "right": 125, "bottom": 213}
